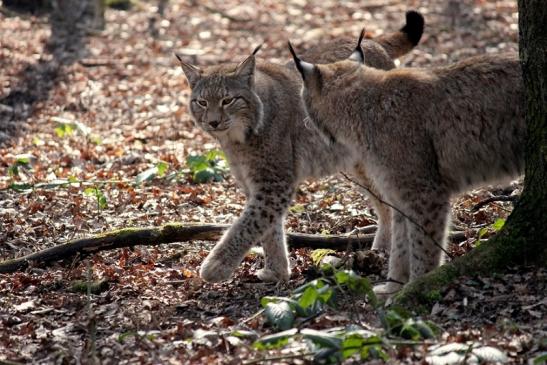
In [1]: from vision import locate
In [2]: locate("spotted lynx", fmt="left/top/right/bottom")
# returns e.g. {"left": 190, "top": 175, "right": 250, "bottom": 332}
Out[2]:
{"left": 289, "top": 32, "right": 525, "bottom": 295}
{"left": 176, "top": 12, "right": 425, "bottom": 283}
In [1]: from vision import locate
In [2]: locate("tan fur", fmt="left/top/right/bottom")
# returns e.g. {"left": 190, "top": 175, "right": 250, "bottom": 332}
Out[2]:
{"left": 177, "top": 12, "right": 424, "bottom": 283}
{"left": 295, "top": 50, "right": 525, "bottom": 295}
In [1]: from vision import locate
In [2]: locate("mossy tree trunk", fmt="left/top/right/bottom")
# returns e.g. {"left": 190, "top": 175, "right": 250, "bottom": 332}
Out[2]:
{"left": 394, "top": 0, "right": 547, "bottom": 310}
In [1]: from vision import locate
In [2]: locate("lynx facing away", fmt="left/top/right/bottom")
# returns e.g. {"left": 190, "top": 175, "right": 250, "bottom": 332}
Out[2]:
{"left": 177, "top": 12, "right": 425, "bottom": 283}
{"left": 289, "top": 33, "right": 525, "bottom": 295}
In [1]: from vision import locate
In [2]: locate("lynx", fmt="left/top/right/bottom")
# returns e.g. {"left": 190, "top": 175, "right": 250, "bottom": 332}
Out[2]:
{"left": 289, "top": 31, "right": 525, "bottom": 295}
{"left": 176, "top": 12, "right": 425, "bottom": 283}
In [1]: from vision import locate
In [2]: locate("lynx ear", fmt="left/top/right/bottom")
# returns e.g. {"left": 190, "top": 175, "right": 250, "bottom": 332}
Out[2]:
{"left": 287, "top": 41, "right": 315, "bottom": 81}
{"left": 348, "top": 28, "right": 366, "bottom": 64}
{"left": 175, "top": 53, "right": 202, "bottom": 89}
{"left": 235, "top": 44, "right": 262, "bottom": 86}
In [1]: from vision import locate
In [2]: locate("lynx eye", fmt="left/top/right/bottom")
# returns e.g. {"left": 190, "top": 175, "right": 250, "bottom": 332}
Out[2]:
{"left": 196, "top": 99, "right": 208, "bottom": 107}
{"left": 221, "top": 97, "right": 235, "bottom": 106}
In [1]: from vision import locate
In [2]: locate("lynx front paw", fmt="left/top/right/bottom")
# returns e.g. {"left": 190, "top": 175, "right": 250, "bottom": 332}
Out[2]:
{"left": 373, "top": 282, "right": 403, "bottom": 299}
{"left": 199, "top": 255, "right": 236, "bottom": 283}
{"left": 256, "top": 268, "right": 290, "bottom": 283}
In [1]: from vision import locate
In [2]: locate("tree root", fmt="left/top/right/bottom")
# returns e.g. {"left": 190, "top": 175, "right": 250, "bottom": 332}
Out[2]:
{"left": 0, "top": 222, "right": 467, "bottom": 274}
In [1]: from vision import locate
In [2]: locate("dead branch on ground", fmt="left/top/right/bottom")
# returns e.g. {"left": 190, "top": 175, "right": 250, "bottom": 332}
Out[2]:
{"left": 0, "top": 223, "right": 467, "bottom": 274}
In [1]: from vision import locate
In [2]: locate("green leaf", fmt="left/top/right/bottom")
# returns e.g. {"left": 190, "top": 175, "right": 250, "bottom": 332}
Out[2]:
{"left": 334, "top": 270, "right": 350, "bottom": 285}
{"left": 9, "top": 182, "right": 33, "bottom": 192}
{"left": 253, "top": 328, "right": 298, "bottom": 350}
{"left": 341, "top": 335, "right": 365, "bottom": 359}
{"left": 156, "top": 161, "right": 169, "bottom": 177}
{"left": 492, "top": 218, "right": 505, "bottom": 231}
{"left": 83, "top": 187, "right": 108, "bottom": 210}
{"left": 15, "top": 154, "right": 32, "bottom": 165}
{"left": 311, "top": 249, "right": 336, "bottom": 266}
{"left": 298, "top": 286, "right": 319, "bottom": 309}
{"left": 264, "top": 302, "right": 294, "bottom": 331}
{"left": 135, "top": 166, "right": 159, "bottom": 184}
{"left": 34, "top": 180, "right": 71, "bottom": 189}
{"left": 7, "top": 165, "right": 18, "bottom": 177}
{"left": 301, "top": 328, "right": 342, "bottom": 349}
{"left": 98, "top": 194, "right": 108, "bottom": 209}
{"left": 118, "top": 331, "right": 137, "bottom": 343}
{"left": 289, "top": 204, "right": 306, "bottom": 214}
{"left": 54, "top": 123, "right": 74, "bottom": 138}
{"left": 533, "top": 353, "right": 547, "bottom": 365}
{"left": 193, "top": 168, "right": 216, "bottom": 183}
{"left": 84, "top": 187, "right": 98, "bottom": 196}
{"left": 414, "top": 320, "right": 436, "bottom": 339}
{"left": 230, "top": 330, "right": 258, "bottom": 340}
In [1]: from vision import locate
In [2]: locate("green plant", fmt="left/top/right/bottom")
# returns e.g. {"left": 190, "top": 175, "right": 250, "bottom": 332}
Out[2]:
{"left": 135, "top": 161, "right": 169, "bottom": 185}
{"left": 7, "top": 154, "right": 34, "bottom": 177}
{"left": 84, "top": 187, "right": 108, "bottom": 211}
{"left": 186, "top": 150, "right": 228, "bottom": 183}
{"left": 253, "top": 269, "right": 442, "bottom": 363}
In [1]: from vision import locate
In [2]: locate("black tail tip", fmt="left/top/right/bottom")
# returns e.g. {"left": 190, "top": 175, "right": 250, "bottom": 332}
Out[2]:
{"left": 401, "top": 10, "right": 425, "bottom": 46}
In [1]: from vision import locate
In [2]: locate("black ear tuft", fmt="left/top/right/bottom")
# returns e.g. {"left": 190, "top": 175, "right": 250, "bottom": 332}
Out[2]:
{"left": 401, "top": 10, "right": 424, "bottom": 46}
{"left": 349, "top": 28, "right": 365, "bottom": 64}
{"left": 288, "top": 41, "right": 304, "bottom": 75}
{"left": 252, "top": 44, "right": 263, "bottom": 56}
{"left": 175, "top": 53, "right": 183, "bottom": 63}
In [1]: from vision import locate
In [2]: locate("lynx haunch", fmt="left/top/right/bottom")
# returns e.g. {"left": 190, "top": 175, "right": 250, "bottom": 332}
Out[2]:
{"left": 290, "top": 31, "right": 525, "bottom": 295}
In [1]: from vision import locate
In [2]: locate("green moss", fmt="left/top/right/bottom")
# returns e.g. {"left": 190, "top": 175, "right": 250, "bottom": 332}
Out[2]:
{"left": 70, "top": 279, "right": 109, "bottom": 294}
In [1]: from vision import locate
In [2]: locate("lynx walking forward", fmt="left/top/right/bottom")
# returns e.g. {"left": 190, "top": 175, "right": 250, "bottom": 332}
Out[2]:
{"left": 176, "top": 12, "right": 425, "bottom": 283}
{"left": 289, "top": 31, "right": 525, "bottom": 295}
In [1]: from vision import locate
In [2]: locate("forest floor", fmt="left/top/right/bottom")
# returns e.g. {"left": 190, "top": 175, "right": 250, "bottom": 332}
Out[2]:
{"left": 0, "top": 0, "right": 544, "bottom": 364}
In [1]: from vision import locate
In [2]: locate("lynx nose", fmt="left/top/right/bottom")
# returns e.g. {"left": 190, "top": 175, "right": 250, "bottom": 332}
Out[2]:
{"left": 209, "top": 121, "right": 220, "bottom": 129}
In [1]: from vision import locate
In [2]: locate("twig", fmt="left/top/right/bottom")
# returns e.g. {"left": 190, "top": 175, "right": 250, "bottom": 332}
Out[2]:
{"left": 341, "top": 173, "right": 454, "bottom": 259}
{"left": 471, "top": 195, "right": 517, "bottom": 212}
{"left": 242, "top": 352, "right": 316, "bottom": 365}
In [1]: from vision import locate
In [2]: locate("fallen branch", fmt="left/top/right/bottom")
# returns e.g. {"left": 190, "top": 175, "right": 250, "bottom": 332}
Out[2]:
{"left": 0, "top": 223, "right": 467, "bottom": 274}
{"left": 472, "top": 194, "right": 518, "bottom": 211}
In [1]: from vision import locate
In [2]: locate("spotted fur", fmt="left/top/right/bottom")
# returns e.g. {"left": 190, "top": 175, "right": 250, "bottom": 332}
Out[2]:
{"left": 177, "top": 12, "right": 424, "bottom": 283}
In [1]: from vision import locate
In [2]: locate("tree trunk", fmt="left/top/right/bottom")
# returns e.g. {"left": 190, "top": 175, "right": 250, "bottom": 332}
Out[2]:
{"left": 394, "top": 0, "right": 547, "bottom": 310}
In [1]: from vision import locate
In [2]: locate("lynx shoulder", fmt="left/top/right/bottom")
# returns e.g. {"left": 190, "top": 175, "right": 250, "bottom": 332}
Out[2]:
{"left": 176, "top": 12, "right": 425, "bottom": 284}
{"left": 290, "top": 34, "right": 524, "bottom": 295}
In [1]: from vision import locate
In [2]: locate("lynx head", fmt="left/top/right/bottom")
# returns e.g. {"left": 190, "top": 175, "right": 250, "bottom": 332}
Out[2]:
{"left": 288, "top": 30, "right": 367, "bottom": 142}
{"left": 176, "top": 45, "right": 264, "bottom": 143}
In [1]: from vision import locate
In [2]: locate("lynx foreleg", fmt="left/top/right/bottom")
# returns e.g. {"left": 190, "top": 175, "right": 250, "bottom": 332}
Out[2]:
{"left": 257, "top": 222, "right": 290, "bottom": 282}
{"left": 199, "top": 189, "right": 292, "bottom": 283}
{"left": 374, "top": 211, "right": 410, "bottom": 296}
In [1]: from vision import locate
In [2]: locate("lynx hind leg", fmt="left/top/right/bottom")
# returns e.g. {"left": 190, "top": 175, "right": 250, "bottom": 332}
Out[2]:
{"left": 407, "top": 198, "right": 451, "bottom": 282}
{"left": 370, "top": 199, "right": 392, "bottom": 251}
{"left": 257, "top": 222, "right": 291, "bottom": 282}
{"left": 374, "top": 211, "right": 410, "bottom": 297}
